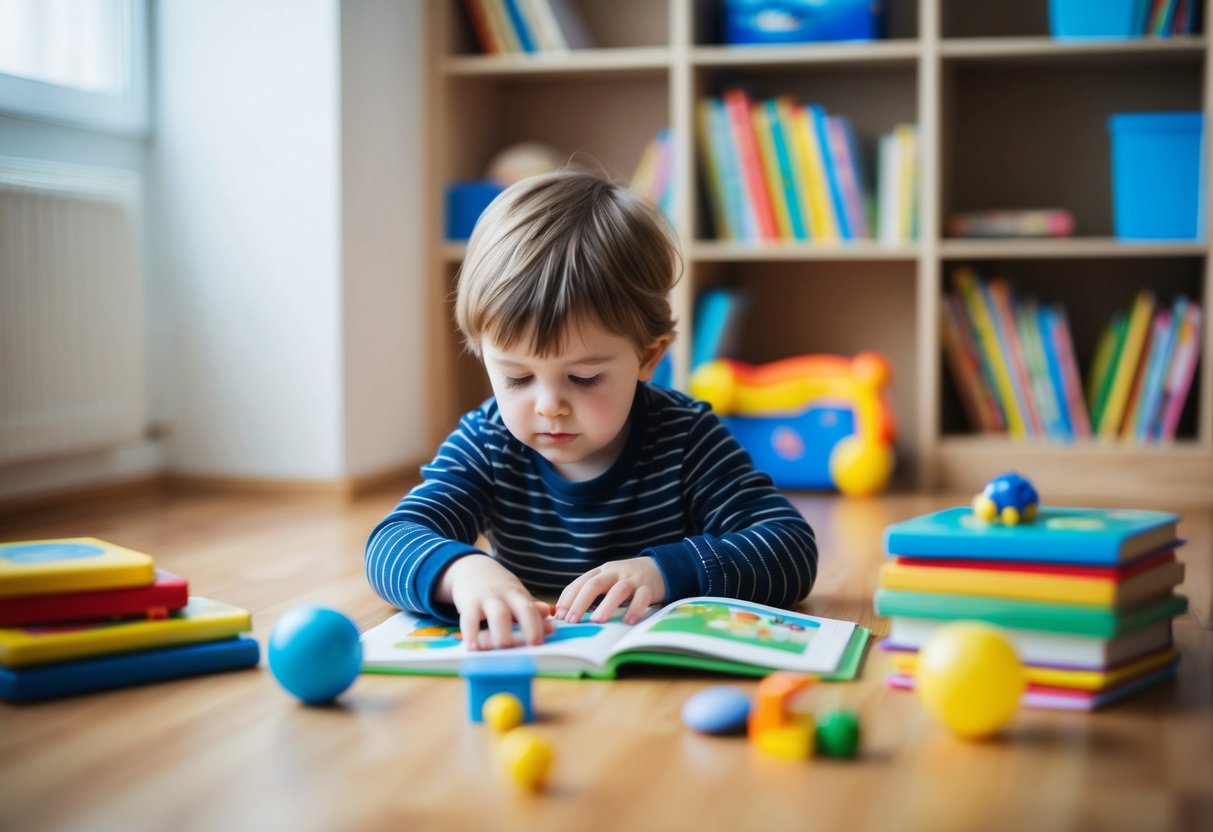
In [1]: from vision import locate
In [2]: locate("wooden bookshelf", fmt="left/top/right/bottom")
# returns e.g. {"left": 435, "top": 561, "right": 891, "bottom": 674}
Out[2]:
{"left": 424, "top": 0, "right": 1213, "bottom": 505}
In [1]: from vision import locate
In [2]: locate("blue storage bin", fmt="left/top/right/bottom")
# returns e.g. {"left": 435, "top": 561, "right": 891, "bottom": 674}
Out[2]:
{"left": 1048, "top": 0, "right": 1141, "bottom": 39}
{"left": 445, "top": 181, "right": 506, "bottom": 241}
{"left": 722, "top": 0, "right": 884, "bottom": 45}
{"left": 1108, "top": 112, "right": 1204, "bottom": 240}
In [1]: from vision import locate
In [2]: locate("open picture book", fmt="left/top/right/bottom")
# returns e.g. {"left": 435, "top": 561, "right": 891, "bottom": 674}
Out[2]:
{"left": 361, "top": 596, "right": 870, "bottom": 680}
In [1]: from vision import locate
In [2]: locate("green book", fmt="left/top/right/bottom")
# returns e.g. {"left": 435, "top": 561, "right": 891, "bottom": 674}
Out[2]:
{"left": 874, "top": 589, "right": 1187, "bottom": 638}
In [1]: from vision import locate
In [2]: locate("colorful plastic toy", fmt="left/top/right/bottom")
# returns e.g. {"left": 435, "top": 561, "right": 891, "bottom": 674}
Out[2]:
{"left": 915, "top": 622, "right": 1026, "bottom": 740}
{"left": 483, "top": 692, "right": 525, "bottom": 732}
{"left": 267, "top": 605, "right": 362, "bottom": 705}
{"left": 682, "top": 686, "right": 752, "bottom": 735}
{"left": 972, "top": 471, "right": 1039, "bottom": 526}
{"left": 690, "top": 352, "right": 896, "bottom": 496}
{"left": 496, "top": 728, "right": 553, "bottom": 791}
{"left": 460, "top": 655, "right": 536, "bottom": 724}
{"left": 748, "top": 672, "right": 818, "bottom": 759}
{"left": 815, "top": 708, "right": 860, "bottom": 757}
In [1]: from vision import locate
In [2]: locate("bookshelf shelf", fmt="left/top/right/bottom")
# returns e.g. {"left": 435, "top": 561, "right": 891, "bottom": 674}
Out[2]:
{"left": 938, "top": 238, "right": 1208, "bottom": 260}
{"left": 424, "top": 0, "right": 1213, "bottom": 505}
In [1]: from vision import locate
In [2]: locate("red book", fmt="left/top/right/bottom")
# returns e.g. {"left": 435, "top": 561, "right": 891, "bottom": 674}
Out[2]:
{"left": 722, "top": 88, "right": 779, "bottom": 240}
{"left": 893, "top": 548, "right": 1177, "bottom": 580}
{"left": 0, "top": 569, "right": 189, "bottom": 627}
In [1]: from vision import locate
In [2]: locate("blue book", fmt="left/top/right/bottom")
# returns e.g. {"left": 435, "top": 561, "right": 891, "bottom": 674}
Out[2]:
{"left": 766, "top": 99, "right": 807, "bottom": 239}
{"left": 502, "top": 0, "right": 537, "bottom": 53}
{"left": 884, "top": 506, "right": 1181, "bottom": 565}
{"left": 1036, "top": 305, "right": 1074, "bottom": 441}
{"left": 809, "top": 104, "right": 852, "bottom": 239}
{"left": 710, "top": 98, "right": 755, "bottom": 240}
{"left": 0, "top": 636, "right": 259, "bottom": 702}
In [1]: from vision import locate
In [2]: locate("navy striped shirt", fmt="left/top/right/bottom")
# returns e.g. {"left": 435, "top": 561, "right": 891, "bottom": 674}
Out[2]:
{"left": 365, "top": 383, "right": 817, "bottom": 622}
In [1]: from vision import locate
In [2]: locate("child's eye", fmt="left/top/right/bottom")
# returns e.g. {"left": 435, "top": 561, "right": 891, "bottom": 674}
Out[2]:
{"left": 503, "top": 376, "right": 532, "bottom": 389}
{"left": 569, "top": 374, "right": 601, "bottom": 387}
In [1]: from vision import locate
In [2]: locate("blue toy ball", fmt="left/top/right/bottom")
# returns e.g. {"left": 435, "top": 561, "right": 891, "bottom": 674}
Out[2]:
{"left": 268, "top": 605, "right": 362, "bottom": 705}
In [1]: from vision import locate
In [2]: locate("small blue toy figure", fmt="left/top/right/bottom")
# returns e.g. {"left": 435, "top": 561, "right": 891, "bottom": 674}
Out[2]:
{"left": 972, "top": 472, "right": 1039, "bottom": 526}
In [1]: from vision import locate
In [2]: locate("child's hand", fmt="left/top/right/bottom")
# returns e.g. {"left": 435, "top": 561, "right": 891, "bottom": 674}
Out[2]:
{"left": 555, "top": 557, "right": 666, "bottom": 626}
{"left": 442, "top": 555, "right": 553, "bottom": 650}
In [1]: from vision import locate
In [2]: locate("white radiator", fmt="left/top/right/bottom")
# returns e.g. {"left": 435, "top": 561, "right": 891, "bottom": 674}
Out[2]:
{"left": 0, "top": 156, "right": 145, "bottom": 465}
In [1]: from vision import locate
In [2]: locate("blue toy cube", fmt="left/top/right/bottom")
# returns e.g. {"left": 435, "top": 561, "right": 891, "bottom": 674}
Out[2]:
{"left": 460, "top": 654, "right": 537, "bottom": 723}
{"left": 445, "top": 181, "right": 506, "bottom": 241}
{"left": 1108, "top": 112, "right": 1204, "bottom": 241}
{"left": 722, "top": 0, "right": 885, "bottom": 45}
{"left": 1048, "top": 0, "right": 1141, "bottom": 39}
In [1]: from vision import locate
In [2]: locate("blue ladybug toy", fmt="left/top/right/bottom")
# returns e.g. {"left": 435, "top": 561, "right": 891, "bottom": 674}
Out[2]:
{"left": 972, "top": 471, "right": 1039, "bottom": 526}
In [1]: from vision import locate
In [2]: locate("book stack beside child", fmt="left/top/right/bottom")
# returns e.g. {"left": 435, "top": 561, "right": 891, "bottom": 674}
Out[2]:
{"left": 874, "top": 506, "right": 1187, "bottom": 710}
{"left": 0, "top": 538, "right": 258, "bottom": 702}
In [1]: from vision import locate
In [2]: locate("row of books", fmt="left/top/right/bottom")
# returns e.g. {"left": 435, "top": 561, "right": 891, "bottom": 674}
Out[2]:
{"left": 942, "top": 267, "right": 1203, "bottom": 443}
{"left": 463, "top": 0, "right": 593, "bottom": 54}
{"left": 1139, "top": 0, "right": 1201, "bottom": 35}
{"left": 629, "top": 127, "right": 675, "bottom": 221}
{"left": 1087, "top": 291, "right": 1202, "bottom": 443}
{"left": 876, "top": 506, "right": 1187, "bottom": 711}
{"left": 695, "top": 88, "right": 918, "bottom": 243}
{"left": 0, "top": 538, "right": 257, "bottom": 701}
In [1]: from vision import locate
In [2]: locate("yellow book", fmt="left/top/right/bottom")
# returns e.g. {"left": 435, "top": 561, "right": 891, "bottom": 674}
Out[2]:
{"left": 1086, "top": 317, "right": 1120, "bottom": 416}
{"left": 775, "top": 96, "right": 815, "bottom": 239}
{"left": 0, "top": 538, "right": 155, "bottom": 598}
{"left": 953, "top": 267, "right": 1026, "bottom": 436}
{"left": 895, "top": 123, "right": 917, "bottom": 240}
{"left": 751, "top": 103, "right": 792, "bottom": 238}
{"left": 891, "top": 647, "right": 1178, "bottom": 692}
{"left": 1099, "top": 290, "right": 1155, "bottom": 438}
{"left": 790, "top": 104, "right": 838, "bottom": 240}
{"left": 0, "top": 597, "right": 251, "bottom": 668}
{"left": 695, "top": 100, "right": 732, "bottom": 239}
{"left": 877, "top": 558, "right": 1185, "bottom": 607}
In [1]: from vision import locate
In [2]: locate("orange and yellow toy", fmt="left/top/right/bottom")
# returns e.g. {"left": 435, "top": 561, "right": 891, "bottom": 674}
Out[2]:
{"left": 748, "top": 672, "right": 818, "bottom": 759}
{"left": 690, "top": 352, "right": 896, "bottom": 496}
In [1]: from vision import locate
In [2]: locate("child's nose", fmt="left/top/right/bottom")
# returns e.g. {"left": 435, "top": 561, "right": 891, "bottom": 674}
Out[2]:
{"left": 535, "top": 385, "right": 568, "bottom": 418}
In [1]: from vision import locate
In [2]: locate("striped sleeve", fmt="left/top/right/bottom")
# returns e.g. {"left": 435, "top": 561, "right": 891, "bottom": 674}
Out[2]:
{"left": 642, "top": 405, "right": 817, "bottom": 608}
{"left": 364, "top": 409, "right": 496, "bottom": 621}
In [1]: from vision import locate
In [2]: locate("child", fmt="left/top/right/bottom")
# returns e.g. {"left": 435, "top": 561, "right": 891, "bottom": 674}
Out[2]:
{"left": 366, "top": 170, "right": 817, "bottom": 650}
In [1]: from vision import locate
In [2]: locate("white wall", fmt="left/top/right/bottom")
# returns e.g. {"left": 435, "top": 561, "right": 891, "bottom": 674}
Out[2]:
{"left": 339, "top": 0, "right": 429, "bottom": 478}
{"left": 154, "top": 0, "right": 346, "bottom": 479}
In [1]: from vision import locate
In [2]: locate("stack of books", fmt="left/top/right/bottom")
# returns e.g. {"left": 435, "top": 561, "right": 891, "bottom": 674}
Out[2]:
{"left": 0, "top": 538, "right": 258, "bottom": 702}
{"left": 874, "top": 506, "right": 1187, "bottom": 710}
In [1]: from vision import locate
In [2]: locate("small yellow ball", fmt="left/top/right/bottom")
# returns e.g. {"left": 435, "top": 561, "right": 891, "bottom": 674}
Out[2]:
{"left": 916, "top": 622, "right": 1025, "bottom": 740}
{"left": 496, "top": 728, "right": 553, "bottom": 791}
{"left": 482, "top": 692, "right": 525, "bottom": 732}
{"left": 830, "top": 436, "right": 894, "bottom": 497}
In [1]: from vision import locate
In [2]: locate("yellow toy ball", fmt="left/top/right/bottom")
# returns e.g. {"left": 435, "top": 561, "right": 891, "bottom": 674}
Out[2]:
{"left": 829, "top": 436, "right": 894, "bottom": 497}
{"left": 483, "top": 692, "right": 525, "bottom": 732}
{"left": 916, "top": 622, "right": 1026, "bottom": 740}
{"left": 496, "top": 728, "right": 553, "bottom": 791}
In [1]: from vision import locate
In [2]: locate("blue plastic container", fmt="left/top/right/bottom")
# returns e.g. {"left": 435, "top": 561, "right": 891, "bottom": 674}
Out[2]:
{"left": 1108, "top": 112, "right": 1204, "bottom": 240}
{"left": 445, "top": 181, "right": 505, "bottom": 240}
{"left": 722, "top": 0, "right": 884, "bottom": 45}
{"left": 1048, "top": 0, "right": 1141, "bottom": 39}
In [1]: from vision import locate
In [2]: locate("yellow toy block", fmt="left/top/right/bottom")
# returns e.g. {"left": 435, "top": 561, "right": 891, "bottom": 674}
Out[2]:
{"left": 748, "top": 671, "right": 817, "bottom": 735}
{"left": 753, "top": 719, "right": 816, "bottom": 760}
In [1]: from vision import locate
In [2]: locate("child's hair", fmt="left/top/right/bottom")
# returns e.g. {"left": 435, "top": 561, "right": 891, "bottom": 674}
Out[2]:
{"left": 455, "top": 168, "right": 680, "bottom": 359}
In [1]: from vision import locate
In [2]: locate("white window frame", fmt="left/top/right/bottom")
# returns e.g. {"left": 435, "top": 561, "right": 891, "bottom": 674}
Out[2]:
{"left": 0, "top": 0, "right": 149, "bottom": 136}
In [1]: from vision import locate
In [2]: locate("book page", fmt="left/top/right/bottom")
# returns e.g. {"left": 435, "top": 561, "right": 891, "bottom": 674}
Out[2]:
{"left": 360, "top": 611, "right": 633, "bottom": 674}
{"left": 611, "top": 597, "right": 857, "bottom": 674}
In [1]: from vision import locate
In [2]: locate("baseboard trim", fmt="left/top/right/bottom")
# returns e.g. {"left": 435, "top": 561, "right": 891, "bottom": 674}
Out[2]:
{"left": 0, "top": 475, "right": 166, "bottom": 520}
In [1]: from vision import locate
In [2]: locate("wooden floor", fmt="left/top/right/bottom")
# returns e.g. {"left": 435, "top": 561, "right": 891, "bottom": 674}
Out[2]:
{"left": 1, "top": 486, "right": 1210, "bottom": 832}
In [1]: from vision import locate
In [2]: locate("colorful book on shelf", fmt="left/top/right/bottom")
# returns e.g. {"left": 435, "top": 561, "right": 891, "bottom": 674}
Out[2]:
{"left": 1017, "top": 299, "right": 1065, "bottom": 440}
{"left": 792, "top": 103, "right": 839, "bottom": 240}
{"left": 885, "top": 643, "right": 1178, "bottom": 693}
{"left": 1134, "top": 297, "right": 1185, "bottom": 442}
{"left": 775, "top": 96, "right": 816, "bottom": 240}
{"left": 463, "top": 0, "right": 501, "bottom": 53}
{"left": 1050, "top": 305, "right": 1092, "bottom": 439}
{"left": 883, "top": 506, "right": 1181, "bottom": 564}
{"left": 691, "top": 287, "right": 749, "bottom": 370}
{"left": 885, "top": 662, "right": 1178, "bottom": 711}
{"left": 482, "top": 0, "right": 522, "bottom": 52}
{"left": 0, "top": 568, "right": 189, "bottom": 627}
{"left": 0, "top": 597, "right": 253, "bottom": 668}
{"left": 1099, "top": 290, "right": 1156, "bottom": 438}
{"left": 766, "top": 99, "right": 808, "bottom": 239}
{"left": 709, "top": 97, "right": 753, "bottom": 239}
{"left": 722, "top": 88, "right": 779, "bottom": 241}
{"left": 878, "top": 550, "right": 1184, "bottom": 607}
{"left": 828, "top": 115, "right": 871, "bottom": 239}
{"left": 809, "top": 104, "right": 851, "bottom": 240}
{"left": 873, "top": 589, "right": 1187, "bottom": 638}
{"left": 696, "top": 100, "right": 733, "bottom": 239}
{"left": 895, "top": 123, "right": 918, "bottom": 240}
{"left": 1035, "top": 304, "right": 1073, "bottom": 440}
{"left": 985, "top": 278, "right": 1041, "bottom": 436}
{"left": 0, "top": 538, "right": 155, "bottom": 598}
{"left": 952, "top": 268, "right": 1026, "bottom": 436}
{"left": 362, "top": 597, "right": 870, "bottom": 681}
{"left": 1158, "top": 301, "right": 1203, "bottom": 440}
{"left": 940, "top": 295, "right": 1004, "bottom": 432}
{"left": 517, "top": 0, "right": 567, "bottom": 51}
{"left": 751, "top": 101, "right": 794, "bottom": 238}
{"left": 0, "top": 636, "right": 260, "bottom": 702}
{"left": 1123, "top": 305, "right": 1171, "bottom": 441}
{"left": 1089, "top": 313, "right": 1128, "bottom": 430}
{"left": 885, "top": 615, "right": 1174, "bottom": 669}
{"left": 502, "top": 0, "right": 537, "bottom": 52}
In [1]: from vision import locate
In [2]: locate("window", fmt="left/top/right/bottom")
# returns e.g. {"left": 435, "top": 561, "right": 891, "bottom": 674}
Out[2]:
{"left": 0, "top": 0, "right": 148, "bottom": 135}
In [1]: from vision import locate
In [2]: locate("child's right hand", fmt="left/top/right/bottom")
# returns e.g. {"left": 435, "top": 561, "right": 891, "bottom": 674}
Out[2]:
{"left": 440, "top": 554, "right": 553, "bottom": 650}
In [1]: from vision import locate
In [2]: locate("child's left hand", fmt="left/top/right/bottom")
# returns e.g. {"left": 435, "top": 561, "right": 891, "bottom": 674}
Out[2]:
{"left": 555, "top": 557, "right": 666, "bottom": 626}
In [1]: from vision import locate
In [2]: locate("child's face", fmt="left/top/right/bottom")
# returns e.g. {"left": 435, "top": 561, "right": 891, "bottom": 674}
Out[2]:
{"left": 481, "top": 318, "right": 669, "bottom": 482}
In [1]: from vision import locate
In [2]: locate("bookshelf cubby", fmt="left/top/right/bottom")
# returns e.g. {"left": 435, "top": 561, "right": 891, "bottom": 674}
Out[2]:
{"left": 424, "top": 0, "right": 1213, "bottom": 505}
